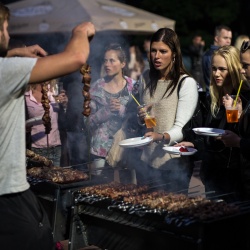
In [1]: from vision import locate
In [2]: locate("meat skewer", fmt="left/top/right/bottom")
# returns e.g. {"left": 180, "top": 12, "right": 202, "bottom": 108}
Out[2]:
{"left": 80, "top": 63, "right": 91, "bottom": 117}
{"left": 41, "top": 82, "right": 51, "bottom": 134}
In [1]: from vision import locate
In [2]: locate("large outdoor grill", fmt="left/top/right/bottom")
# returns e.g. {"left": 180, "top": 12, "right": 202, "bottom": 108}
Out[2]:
{"left": 27, "top": 164, "right": 114, "bottom": 242}
{"left": 27, "top": 164, "right": 250, "bottom": 250}
{"left": 68, "top": 182, "right": 250, "bottom": 250}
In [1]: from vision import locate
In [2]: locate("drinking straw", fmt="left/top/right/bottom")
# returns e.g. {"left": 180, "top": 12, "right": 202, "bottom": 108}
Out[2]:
{"left": 233, "top": 80, "right": 243, "bottom": 107}
{"left": 131, "top": 93, "right": 150, "bottom": 118}
{"left": 131, "top": 93, "right": 141, "bottom": 106}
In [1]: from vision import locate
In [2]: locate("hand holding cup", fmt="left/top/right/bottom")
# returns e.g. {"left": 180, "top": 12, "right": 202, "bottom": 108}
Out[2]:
{"left": 137, "top": 104, "right": 156, "bottom": 128}
{"left": 110, "top": 98, "right": 120, "bottom": 112}
{"left": 223, "top": 94, "right": 242, "bottom": 122}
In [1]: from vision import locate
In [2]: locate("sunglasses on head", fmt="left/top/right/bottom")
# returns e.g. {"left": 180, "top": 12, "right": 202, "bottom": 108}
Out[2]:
{"left": 241, "top": 40, "right": 250, "bottom": 53}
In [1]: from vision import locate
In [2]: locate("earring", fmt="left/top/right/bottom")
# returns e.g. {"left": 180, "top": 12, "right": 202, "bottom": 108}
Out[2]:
{"left": 172, "top": 57, "right": 175, "bottom": 63}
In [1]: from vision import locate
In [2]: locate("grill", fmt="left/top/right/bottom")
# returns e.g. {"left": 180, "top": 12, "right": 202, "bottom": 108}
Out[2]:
{"left": 28, "top": 166, "right": 113, "bottom": 242}
{"left": 68, "top": 182, "right": 250, "bottom": 250}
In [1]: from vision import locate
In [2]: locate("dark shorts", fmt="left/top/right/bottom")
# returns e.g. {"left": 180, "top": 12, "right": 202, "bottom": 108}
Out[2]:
{"left": 0, "top": 189, "right": 53, "bottom": 250}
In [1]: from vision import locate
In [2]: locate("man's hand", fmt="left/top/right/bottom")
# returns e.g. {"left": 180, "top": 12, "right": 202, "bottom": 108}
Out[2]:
{"left": 72, "top": 22, "right": 95, "bottom": 41}
{"left": 6, "top": 45, "right": 47, "bottom": 58}
{"left": 220, "top": 130, "right": 241, "bottom": 147}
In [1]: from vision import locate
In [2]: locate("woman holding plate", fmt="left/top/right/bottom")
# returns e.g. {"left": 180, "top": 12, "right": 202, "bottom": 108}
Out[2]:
{"left": 137, "top": 28, "right": 198, "bottom": 193}
{"left": 199, "top": 45, "right": 250, "bottom": 201}
{"left": 87, "top": 43, "right": 139, "bottom": 173}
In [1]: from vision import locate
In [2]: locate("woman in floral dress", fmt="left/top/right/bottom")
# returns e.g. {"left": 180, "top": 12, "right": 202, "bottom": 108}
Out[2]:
{"left": 87, "top": 43, "right": 137, "bottom": 168}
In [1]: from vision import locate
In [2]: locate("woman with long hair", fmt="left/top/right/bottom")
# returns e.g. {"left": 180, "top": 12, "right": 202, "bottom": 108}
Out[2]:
{"left": 137, "top": 28, "right": 199, "bottom": 192}
{"left": 200, "top": 45, "right": 250, "bottom": 201}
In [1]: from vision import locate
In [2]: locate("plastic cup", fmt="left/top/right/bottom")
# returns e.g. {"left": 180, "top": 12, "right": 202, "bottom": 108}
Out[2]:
{"left": 226, "top": 106, "right": 238, "bottom": 123}
{"left": 144, "top": 105, "right": 157, "bottom": 128}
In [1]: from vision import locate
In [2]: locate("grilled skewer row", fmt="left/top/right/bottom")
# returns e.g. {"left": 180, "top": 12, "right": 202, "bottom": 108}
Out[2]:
{"left": 27, "top": 166, "right": 89, "bottom": 183}
{"left": 78, "top": 182, "right": 149, "bottom": 199}
{"left": 124, "top": 191, "right": 240, "bottom": 220}
{"left": 78, "top": 182, "right": 240, "bottom": 221}
{"left": 26, "top": 149, "right": 53, "bottom": 166}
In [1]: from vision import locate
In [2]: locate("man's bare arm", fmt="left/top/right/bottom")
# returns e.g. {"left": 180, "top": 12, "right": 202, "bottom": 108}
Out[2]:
{"left": 29, "top": 22, "right": 95, "bottom": 84}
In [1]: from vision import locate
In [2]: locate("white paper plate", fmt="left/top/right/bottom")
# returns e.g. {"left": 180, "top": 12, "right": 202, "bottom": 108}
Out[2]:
{"left": 193, "top": 127, "right": 225, "bottom": 137}
{"left": 25, "top": 116, "right": 43, "bottom": 127}
{"left": 162, "top": 146, "right": 197, "bottom": 156}
{"left": 119, "top": 137, "right": 153, "bottom": 148}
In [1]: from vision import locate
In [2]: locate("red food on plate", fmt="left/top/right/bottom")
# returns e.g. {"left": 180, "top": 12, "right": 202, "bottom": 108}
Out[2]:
{"left": 179, "top": 147, "right": 188, "bottom": 152}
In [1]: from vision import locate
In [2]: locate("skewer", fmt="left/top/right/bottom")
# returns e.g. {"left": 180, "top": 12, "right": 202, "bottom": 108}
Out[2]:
{"left": 147, "top": 183, "right": 171, "bottom": 190}
{"left": 174, "top": 184, "right": 201, "bottom": 193}
{"left": 205, "top": 192, "right": 235, "bottom": 200}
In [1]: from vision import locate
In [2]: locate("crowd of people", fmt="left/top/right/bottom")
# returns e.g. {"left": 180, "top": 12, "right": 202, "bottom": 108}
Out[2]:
{"left": 2, "top": 1, "right": 250, "bottom": 249}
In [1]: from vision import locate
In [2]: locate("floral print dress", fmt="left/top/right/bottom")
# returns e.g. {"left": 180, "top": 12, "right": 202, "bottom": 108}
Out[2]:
{"left": 87, "top": 76, "right": 135, "bottom": 158}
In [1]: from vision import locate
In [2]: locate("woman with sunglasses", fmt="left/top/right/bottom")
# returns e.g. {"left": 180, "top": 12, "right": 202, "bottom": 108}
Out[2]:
{"left": 200, "top": 45, "right": 250, "bottom": 201}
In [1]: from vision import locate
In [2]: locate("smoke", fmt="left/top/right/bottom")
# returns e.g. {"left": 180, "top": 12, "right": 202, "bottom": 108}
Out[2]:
{"left": 15, "top": 30, "right": 195, "bottom": 191}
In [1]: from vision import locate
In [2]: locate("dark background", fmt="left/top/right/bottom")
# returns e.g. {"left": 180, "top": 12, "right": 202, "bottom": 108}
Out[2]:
{"left": 3, "top": 0, "right": 250, "bottom": 80}
{"left": 2, "top": 0, "right": 250, "bottom": 48}
{"left": 3, "top": 0, "right": 250, "bottom": 49}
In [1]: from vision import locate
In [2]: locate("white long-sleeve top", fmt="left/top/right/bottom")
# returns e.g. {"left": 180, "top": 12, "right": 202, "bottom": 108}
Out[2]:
{"left": 140, "top": 75, "right": 198, "bottom": 169}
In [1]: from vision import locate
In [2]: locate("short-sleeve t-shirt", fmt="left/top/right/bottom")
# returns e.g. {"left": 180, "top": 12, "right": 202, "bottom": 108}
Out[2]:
{"left": 0, "top": 57, "right": 37, "bottom": 195}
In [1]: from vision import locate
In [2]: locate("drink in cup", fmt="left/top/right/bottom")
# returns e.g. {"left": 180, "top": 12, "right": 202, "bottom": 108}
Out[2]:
{"left": 51, "top": 82, "right": 63, "bottom": 103}
{"left": 145, "top": 115, "right": 157, "bottom": 128}
{"left": 226, "top": 106, "right": 238, "bottom": 123}
{"left": 144, "top": 104, "right": 157, "bottom": 128}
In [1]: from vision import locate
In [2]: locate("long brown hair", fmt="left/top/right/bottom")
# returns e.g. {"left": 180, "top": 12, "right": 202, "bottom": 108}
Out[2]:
{"left": 146, "top": 28, "right": 189, "bottom": 98}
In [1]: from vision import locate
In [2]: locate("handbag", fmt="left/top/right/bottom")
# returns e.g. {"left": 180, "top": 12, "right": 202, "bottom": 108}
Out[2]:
{"left": 106, "top": 127, "right": 127, "bottom": 167}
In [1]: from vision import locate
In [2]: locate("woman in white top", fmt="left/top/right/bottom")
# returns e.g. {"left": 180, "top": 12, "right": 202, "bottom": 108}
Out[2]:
{"left": 137, "top": 28, "right": 198, "bottom": 193}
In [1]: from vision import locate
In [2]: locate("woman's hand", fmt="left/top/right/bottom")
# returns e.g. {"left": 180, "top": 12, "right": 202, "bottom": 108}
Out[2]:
{"left": 222, "top": 94, "right": 234, "bottom": 108}
{"left": 110, "top": 98, "right": 121, "bottom": 112}
{"left": 220, "top": 130, "right": 241, "bottom": 147}
{"left": 144, "top": 131, "right": 161, "bottom": 142}
{"left": 222, "top": 94, "right": 242, "bottom": 118}
{"left": 174, "top": 141, "right": 194, "bottom": 147}
{"left": 137, "top": 104, "right": 152, "bottom": 122}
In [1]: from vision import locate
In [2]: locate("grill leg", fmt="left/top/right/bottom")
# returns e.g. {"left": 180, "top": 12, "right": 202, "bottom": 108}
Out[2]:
{"left": 68, "top": 206, "right": 89, "bottom": 250}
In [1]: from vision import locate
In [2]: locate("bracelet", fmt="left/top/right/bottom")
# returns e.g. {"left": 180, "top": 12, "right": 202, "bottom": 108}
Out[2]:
{"left": 162, "top": 133, "right": 165, "bottom": 142}
{"left": 157, "top": 133, "right": 165, "bottom": 143}
{"left": 137, "top": 115, "right": 145, "bottom": 126}
{"left": 138, "top": 119, "right": 145, "bottom": 126}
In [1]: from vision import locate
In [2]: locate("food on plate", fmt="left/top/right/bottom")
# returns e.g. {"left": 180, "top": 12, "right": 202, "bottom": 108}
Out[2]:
{"left": 179, "top": 147, "right": 189, "bottom": 152}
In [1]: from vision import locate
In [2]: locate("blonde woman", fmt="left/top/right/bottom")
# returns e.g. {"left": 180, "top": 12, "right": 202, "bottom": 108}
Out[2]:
{"left": 200, "top": 45, "right": 250, "bottom": 201}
